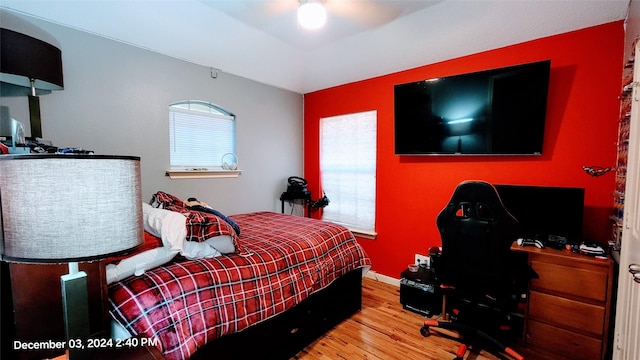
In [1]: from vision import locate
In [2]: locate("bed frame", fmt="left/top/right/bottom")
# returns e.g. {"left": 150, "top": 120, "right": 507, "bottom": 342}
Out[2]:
{"left": 190, "top": 268, "right": 363, "bottom": 360}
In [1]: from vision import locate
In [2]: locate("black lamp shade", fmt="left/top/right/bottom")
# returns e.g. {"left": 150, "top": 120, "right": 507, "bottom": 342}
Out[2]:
{"left": 0, "top": 28, "right": 64, "bottom": 91}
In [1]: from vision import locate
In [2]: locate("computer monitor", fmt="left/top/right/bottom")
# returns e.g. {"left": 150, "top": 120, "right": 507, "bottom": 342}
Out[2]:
{"left": 494, "top": 184, "right": 585, "bottom": 245}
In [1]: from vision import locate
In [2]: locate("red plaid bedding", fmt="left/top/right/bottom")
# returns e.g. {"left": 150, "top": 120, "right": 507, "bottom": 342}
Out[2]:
{"left": 108, "top": 212, "right": 371, "bottom": 360}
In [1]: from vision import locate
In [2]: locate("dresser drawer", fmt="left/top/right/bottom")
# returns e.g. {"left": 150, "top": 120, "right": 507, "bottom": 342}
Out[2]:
{"left": 530, "top": 260, "right": 608, "bottom": 302}
{"left": 529, "top": 291, "right": 605, "bottom": 336}
{"left": 527, "top": 319, "right": 602, "bottom": 360}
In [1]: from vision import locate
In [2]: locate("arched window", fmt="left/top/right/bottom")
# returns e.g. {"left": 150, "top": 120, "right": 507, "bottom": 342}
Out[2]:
{"left": 169, "top": 100, "right": 235, "bottom": 171}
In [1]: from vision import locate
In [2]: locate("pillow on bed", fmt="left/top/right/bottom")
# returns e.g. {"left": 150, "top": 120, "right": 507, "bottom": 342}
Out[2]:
{"left": 182, "top": 235, "right": 237, "bottom": 259}
{"left": 143, "top": 202, "right": 188, "bottom": 251}
{"left": 143, "top": 202, "right": 236, "bottom": 255}
{"left": 153, "top": 191, "right": 249, "bottom": 255}
{"left": 106, "top": 207, "right": 239, "bottom": 283}
{"left": 105, "top": 231, "right": 163, "bottom": 265}
{"left": 153, "top": 191, "right": 240, "bottom": 241}
{"left": 105, "top": 231, "right": 179, "bottom": 284}
{"left": 106, "top": 246, "right": 179, "bottom": 284}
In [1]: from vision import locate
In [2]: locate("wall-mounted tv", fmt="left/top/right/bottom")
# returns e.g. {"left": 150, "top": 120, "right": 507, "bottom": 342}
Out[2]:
{"left": 394, "top": 60, "right": 551, "bottom": 155}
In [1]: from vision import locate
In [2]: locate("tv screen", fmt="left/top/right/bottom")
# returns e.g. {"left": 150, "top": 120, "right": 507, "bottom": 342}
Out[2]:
{"left": 394, "top": 60, "right": 551, "bottom": 155}
{"left": 494, "top": 184, "right": 585, "bottom": 244}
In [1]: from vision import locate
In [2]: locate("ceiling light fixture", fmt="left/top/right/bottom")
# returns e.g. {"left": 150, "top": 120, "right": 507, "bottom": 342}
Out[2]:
{"left": 298, "top": 0, "right": 327, "bottom": 30}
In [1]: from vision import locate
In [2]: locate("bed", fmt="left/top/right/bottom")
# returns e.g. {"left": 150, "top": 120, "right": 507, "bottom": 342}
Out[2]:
{"left": 106, "top": 192, "right": 371, "bottom": 360}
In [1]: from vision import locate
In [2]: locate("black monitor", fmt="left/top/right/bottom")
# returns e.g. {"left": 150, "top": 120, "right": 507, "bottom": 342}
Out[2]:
{"left": 494, "top": 184, "right": 585, "bottom": 244}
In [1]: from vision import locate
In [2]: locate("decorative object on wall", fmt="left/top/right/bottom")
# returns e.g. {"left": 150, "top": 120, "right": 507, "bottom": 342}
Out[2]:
{"left": 298, "top": 0, "right": 327, "bottom": 30}
{"left": 0, "top": 154, "right": 143, "bottom": 360}
{"left": 0, "top": 12, "right": 64, "bottom": 139}
{"left": 582, "top": 165, "right": 616, "bottom": 177}
{"left": 612, "top": 54, "right": 634, "bottom": 243}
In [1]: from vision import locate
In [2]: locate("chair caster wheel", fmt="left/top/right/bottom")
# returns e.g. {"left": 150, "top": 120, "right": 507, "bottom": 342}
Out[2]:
{"left": 420, "top": 326, "right": 431, "bottom": 337}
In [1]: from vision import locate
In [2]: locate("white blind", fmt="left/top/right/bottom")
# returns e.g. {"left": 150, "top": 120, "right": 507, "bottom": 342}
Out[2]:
{"left": 169, "top": 107, "right": 235, "bottom": 169}
{"left": 320, "top": 110, "right": 377, "bottom": 231}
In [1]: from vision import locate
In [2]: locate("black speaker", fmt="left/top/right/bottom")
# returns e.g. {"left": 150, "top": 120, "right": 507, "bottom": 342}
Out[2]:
{"left": 400, "top": 267, "right": 442, "bottom": 317}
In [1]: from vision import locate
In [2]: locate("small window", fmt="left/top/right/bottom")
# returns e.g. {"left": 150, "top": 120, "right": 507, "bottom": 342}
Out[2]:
{"left": 320, "top": 110, "right": 377, "bottom": 237}
{"left": 168, "top": 100, "right": 236, "bottom": 175}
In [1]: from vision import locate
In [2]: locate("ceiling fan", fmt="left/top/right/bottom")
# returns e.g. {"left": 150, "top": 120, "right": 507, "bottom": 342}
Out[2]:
{"left": 207, "top": 1, "right": 437, "bottom": 32}
{"left": 297, "top": 1, "right": 327, "bottom": 30}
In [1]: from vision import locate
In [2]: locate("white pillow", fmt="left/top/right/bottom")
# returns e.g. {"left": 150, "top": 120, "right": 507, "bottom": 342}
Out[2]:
{"left": 106, "top": 247, "right": 178, "bottom": 284}
{"left": 108, "top": 204, "right": 240, "bottom": 284}
{"left": 143, "top": 202, "right": 235, "bottom": 259}
{"left": 181, "top": 235, "right": 235, "bottom": 260}
{"left": 142, "top": 202, "right": 187, "bottom": 253}
{"left": 206, "top": 235, "right": 236, "bottom": 254}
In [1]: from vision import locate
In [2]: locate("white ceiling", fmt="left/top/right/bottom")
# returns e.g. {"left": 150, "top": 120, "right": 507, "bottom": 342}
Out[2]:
{"left": 0, "top": 0, "right": 631, "bottom": 94}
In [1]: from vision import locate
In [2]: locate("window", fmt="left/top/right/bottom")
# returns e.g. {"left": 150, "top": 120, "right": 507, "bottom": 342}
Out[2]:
{"left": 168, "top": 100, "right": 238, "bottom": 178}
{"left": 320, "top": 111, "right": 377, "bottom": 236}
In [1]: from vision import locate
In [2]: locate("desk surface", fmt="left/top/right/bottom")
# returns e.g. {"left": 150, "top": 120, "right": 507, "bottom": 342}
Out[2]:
{"left": 511, "top": 243, "right": 613, "bottom": 266}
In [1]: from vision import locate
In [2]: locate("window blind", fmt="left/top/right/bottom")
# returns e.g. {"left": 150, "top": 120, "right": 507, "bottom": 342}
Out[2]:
{"left": 320, "top": 110, "right": 377, "bottom": 231}
{"left": 169, "top": 107, "right": 235, "bottom": 169}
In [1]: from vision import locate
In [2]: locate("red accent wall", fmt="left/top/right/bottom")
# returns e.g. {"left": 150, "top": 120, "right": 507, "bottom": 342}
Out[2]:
{"left": 303, "top": 22, "right": 625, "bottom": 278}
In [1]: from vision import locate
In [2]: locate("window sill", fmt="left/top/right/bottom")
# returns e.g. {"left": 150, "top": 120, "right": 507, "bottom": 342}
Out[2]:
{"left": 349, "top": 228, "right": 377, "bottom": 240}
{"left": 165, "top": 169, "right": 242, "bottom": 179}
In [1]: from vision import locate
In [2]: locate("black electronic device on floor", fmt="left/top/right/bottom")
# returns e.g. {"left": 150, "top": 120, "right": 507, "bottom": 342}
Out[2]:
{"left": 400, "top": 267, "right": 442, "bottom": 317}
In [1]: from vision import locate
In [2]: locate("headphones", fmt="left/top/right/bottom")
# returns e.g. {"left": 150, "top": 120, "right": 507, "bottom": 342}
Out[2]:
{"left": 221, "top": 153, "right": 238, "bottom": 170}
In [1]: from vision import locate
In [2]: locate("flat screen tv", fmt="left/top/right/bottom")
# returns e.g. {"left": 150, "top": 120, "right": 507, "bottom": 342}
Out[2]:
{"left": 394, "top": 60, "right": 551, "bottom": 155}
{"left": 494, "top": 184, "right": 585, "bottom": 245}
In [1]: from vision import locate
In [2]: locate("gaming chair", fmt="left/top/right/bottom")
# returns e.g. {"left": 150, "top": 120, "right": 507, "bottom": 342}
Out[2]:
{"left": 421, "top": 180, "right": 525, "bottom": 360}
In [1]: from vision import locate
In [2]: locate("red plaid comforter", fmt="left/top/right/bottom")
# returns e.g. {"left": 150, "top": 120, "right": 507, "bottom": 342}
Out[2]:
{"left": 108, "top": 212, "right": 371, "bottom": 360}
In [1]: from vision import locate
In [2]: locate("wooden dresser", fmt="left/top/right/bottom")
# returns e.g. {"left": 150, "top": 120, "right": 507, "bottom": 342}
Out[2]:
{"left": 513, "top": 245, "right": 615, "bottom": 360}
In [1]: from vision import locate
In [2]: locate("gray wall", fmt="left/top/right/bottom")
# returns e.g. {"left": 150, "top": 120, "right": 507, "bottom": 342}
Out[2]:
{"left": 0, "top": 10, "right": 304, "bottom": 215}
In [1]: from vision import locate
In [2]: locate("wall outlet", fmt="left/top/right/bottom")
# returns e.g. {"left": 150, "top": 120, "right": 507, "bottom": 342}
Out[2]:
{"left": 414, "top": 254, "right": 430, "bottom": 267}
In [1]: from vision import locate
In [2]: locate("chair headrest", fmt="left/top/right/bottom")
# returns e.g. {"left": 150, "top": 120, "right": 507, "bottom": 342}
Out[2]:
{"left": 438, "top": 180, "right": 516, "bottom": 225}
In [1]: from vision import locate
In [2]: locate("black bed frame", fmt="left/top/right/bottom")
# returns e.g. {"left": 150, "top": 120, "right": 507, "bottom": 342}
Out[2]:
{"left": 190, "top": 269, "right": 363, "bottom": 360}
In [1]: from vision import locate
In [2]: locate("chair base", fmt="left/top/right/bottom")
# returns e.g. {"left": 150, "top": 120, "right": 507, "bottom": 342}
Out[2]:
{"left": 421, "top": 319, "right": 524, "bottom": 360}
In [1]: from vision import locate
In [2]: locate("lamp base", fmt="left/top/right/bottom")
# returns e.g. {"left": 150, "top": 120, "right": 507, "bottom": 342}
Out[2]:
{"left": 61, "top": 269, "right": 90, "bottom": 360}
{"left": 28, "top": 95, "right": 42, "bottom": 139}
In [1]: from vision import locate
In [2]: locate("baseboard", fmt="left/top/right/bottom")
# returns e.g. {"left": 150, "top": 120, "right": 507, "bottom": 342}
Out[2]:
{"left": 364, "top": 270, "right": 400, "bottom": 287}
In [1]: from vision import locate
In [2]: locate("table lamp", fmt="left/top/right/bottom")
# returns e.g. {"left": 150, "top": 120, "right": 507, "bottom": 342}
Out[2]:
{"left": 0, "top": 154, "right": 143, "bottom": 359}
{"left": 1, "top": 11, "right": 64, "bottom": 139}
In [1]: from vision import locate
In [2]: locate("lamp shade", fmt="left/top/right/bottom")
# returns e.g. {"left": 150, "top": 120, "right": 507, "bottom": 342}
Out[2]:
{"left": 0, "top": 28, "right": 64, "bottom": 93}
{"left": 0, "top": 155, "right": 143, "bottom": 262}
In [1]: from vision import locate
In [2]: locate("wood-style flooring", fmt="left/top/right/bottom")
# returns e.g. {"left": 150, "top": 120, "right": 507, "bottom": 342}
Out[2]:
{"left": 293, "top": 277, "right": 506, "bottom": 360}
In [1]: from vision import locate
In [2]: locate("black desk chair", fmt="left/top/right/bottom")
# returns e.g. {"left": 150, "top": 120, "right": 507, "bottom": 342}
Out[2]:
{"left": 421, "top": 181, "right": 525, "bottom": 360}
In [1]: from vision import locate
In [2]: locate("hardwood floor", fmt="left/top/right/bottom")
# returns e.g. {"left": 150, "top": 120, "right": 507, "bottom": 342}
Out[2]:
{"left": 293, "top": 277, "right": 506, "bottom": 360}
